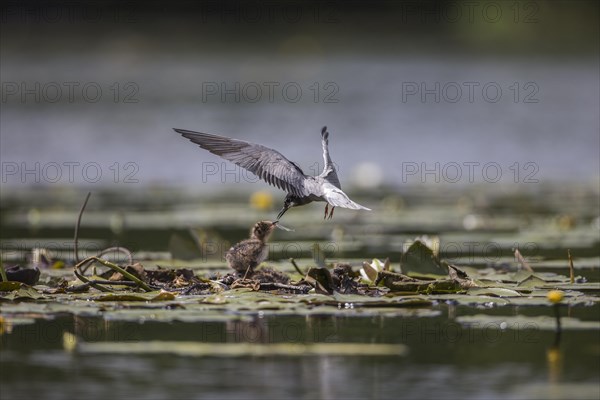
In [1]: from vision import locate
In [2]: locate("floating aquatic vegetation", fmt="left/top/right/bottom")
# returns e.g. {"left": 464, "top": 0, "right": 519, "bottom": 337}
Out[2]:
{"left": 360, "top": 258, "right": 390, "bottom": 283}
{"left": 63, "top": 331, "right": 408, "bottom": 357}
{"left": 456, "top": 314, "right": 600, "bottom": 331}
{"left": 1, "top": 190, "right": 597, "bottom": 333}
{"left": 399, "top": 239, "right": 447, "bottom": 278}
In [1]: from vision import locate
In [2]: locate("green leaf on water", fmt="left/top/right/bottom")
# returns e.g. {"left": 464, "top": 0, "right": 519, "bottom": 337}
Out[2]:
{"left": 467, "top": 287, "right": 522, "bottom": 297}
{"left": 400, "top": 240, "right": 447, "bottom": 277}
{"left": 0, "top": 281, "right": 23, "bottom": 291}
{"left": 542, "top": 282, "right": 600, "bottom": 292}
{"left": 516, "top": 274, "right": 548, "bottom": 288}
{"left": 305, "top": 267, "right": 334, "bottom": 295}
{"left": 70, "top": 340, "right": 409, "bottom": 357}
{"left": 431, "top": 294, "right": 511, "bottom": 306}
{"left": 457, "top": 314, "right": 600, "bottom": 330}
{"left": 0, "top": 283, "right": 45, "bottom": 301}
{"left": 512, "top": 269, "right": 534, "bottom": 282}
{"left": 93, "top": 290, "right": 177, "bottom": 302}
{"left": 510, "top": 383, "right": 600, "bottom": 400}
{"left": 168, "top": 231, "right": 203, "bottom": 261}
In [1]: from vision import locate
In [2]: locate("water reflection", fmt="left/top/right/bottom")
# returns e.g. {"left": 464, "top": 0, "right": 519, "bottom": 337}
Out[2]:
{"left": 2, "top": 305, "right": 599, "bottom": 399}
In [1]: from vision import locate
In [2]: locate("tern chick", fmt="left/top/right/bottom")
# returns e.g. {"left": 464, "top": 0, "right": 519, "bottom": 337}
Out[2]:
{"left": 226, "top": 220, "right": 277, "bottom": 277}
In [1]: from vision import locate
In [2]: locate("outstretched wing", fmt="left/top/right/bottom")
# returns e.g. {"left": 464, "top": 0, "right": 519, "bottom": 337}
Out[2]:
{"left": 175, "top": 128, "right": 308, "bottom": 197}
{"left": 318, "top": 126, "right": 341, "bottom": 188}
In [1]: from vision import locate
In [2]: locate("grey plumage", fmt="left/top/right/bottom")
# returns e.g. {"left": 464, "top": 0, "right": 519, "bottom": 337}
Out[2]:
{"left": 174, "top": 126, "right": 370, "bottom": 219}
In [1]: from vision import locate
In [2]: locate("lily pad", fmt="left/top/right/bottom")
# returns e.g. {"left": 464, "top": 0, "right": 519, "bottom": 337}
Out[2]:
{"left": 0, "top": 281, "right": 22, "bottom": 291}
{"left": 375, "top": 271, "right": 464, "bottom": 294}
{"left": 467, "top": 287, "right": 522, "bottom": 297}
{"left": 0, "top": 283, "right": 45, "bottom": 301}
{"left": 543, "top": 282, "right": 600, "bottom": 292}
{"left": 431, "top": 294, "right": 511, "bottom": 306}
{"left": 93, "top": 290, "right": 177, "bottom": 302}
{"left": 456, "top": 314, "right": 600, "bottom": 330}
{"left": 70, "top": 338, "right": 408, "bottom": 357}
{"left": 516, "top": 274, "right": 548, "bottom": 288}
{"left": 400, "top": 240, "right": 447, "bottom": 277}
{"left": 305, "top": 267, "right": 334, "bottom": 295}
{"left": 510, "top": 383, "right": 600, "bottom": 400}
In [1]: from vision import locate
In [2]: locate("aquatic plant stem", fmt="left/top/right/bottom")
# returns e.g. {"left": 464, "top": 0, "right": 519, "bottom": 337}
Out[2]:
{"left": 553, "top": 303, "right": 562, "bottom": 346}
{"left": 74, "top": 256, "right": 152, "bottom": 292}
{"left": 0, "top": 258, "right": 7, "bottom": 282}
{"left": 567, "top": 249, "right": 575, "bottom": 284}
{"left": 514, "top": 248, "right": 533, "bottom": 272}
{"left": 74, "top": 192, "right": 92, "bottom": 264}
{"left": 289, "top": 258, "right": 305, "bottom": 276}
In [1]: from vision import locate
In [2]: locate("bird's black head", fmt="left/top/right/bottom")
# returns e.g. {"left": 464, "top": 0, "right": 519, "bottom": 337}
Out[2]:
{"left": 284, "top": 195, "right": 301, "bottom": 208}
{"left": 277, "top": 194, "right": 302, "bottom": 220}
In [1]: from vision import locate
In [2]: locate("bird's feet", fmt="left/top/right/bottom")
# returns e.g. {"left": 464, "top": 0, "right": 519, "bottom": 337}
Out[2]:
{"left": 324, "top": 204, "right": 335, "bottom": 219}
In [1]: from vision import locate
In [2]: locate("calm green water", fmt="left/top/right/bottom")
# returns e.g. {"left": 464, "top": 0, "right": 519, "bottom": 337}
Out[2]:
{"left": 2, "top": 304, "right": 600, "bottom": 400}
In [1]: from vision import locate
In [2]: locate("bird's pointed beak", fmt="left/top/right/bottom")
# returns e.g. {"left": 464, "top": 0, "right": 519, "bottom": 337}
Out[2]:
{"left": 276, "top": 205, "right": 289, "bottom": 220}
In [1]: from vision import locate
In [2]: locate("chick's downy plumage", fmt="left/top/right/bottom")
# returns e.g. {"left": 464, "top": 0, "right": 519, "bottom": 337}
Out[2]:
{"left": 226, "top": 221, "right": 277, "bottom": 276}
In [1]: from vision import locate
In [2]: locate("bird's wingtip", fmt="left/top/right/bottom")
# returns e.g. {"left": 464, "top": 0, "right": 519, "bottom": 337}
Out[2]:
{"left": 353, "top": 201, "right": 371, "bottom": 211}
{"left": 174, "top": 128, "right": 200, "bottom": 138}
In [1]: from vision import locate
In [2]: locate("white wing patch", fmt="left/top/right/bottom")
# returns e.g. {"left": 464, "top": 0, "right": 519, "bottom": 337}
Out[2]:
{"left": 322, "top": 184, "right": 371, "bottom": 210}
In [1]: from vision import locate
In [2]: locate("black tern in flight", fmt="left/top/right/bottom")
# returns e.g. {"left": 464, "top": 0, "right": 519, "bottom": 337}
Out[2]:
{"left": 174, "top": 126, "right": 371, "bottom": 219}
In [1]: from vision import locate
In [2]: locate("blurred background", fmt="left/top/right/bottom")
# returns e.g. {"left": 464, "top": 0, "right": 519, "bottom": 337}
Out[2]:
{"left": 1, "top": 0, "right": 598, "bottom": 190}
{"left": 2, "top": 0, "right": 599, "bottom": 258}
